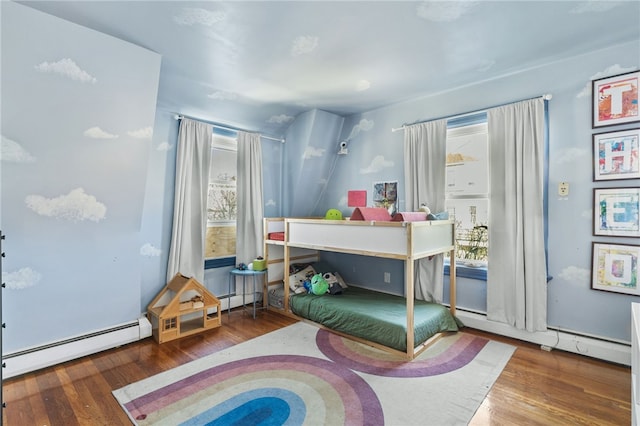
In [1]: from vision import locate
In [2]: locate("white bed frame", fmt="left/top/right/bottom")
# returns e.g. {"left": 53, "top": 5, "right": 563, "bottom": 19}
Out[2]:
{"left": 263, "top": 217, "right": 457, "bottom": 359}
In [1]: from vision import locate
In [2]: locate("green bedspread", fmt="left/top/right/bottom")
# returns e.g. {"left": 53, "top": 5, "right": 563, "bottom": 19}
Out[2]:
{"left": 289, "top": 286, "right": 460, "bottom": 352}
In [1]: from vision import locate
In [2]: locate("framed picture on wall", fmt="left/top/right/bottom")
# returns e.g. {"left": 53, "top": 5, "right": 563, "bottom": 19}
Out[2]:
{"left": 593, "top": 128, "right": 640, "bottom": 181}
{"left": 592, "top": 70, "right": 639, "bottom": 128}
{"left": 591, "top": 242, "right": 640, "bottom": 296}
{"left": 593, "top": 187, "right": 640, "bottom": 237}
{"left": 373, "top": 181, "right": 398, "bottom": 216}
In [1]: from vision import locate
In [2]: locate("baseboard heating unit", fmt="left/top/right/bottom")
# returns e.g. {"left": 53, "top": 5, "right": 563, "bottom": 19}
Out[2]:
{"left": 456, "top": 310, "right": 631, "bottom": 366}
{"left": 2, "top": 317, "right": 152, "bottom": 379}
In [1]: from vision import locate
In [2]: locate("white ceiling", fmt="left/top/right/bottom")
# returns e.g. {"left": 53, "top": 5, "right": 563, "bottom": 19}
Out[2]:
{"left": 18, "top": 1, "right": 640, "bottom": 137}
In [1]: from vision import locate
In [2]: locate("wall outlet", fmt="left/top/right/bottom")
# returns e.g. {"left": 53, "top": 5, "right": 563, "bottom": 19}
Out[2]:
{"left": 384, "top": 272, "right": 391, "bottom": 283}
{"left": 558, "top": 182, "right": 569, "bottom": 197}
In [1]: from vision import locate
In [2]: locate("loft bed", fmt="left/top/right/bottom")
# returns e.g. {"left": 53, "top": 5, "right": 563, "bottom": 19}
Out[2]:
{"left": 263, "top": 216, "right": 458, "bottom": 359}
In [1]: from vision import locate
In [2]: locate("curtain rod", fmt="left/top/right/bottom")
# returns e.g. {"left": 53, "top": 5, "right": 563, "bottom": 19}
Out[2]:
{"left": 175, "top": 114, "right": 285, "bottom": 143}
{"left": 391, "top": 93, "right": 553, "bottom": 132}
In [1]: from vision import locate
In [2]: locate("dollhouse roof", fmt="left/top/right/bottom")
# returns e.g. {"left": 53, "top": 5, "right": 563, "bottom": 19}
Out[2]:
{"left": 147, "top": 273, "right": 219, "bottom": 317}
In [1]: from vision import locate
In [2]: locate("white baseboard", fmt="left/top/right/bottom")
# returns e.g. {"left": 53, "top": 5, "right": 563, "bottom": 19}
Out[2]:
{"left": 457, "top": 310, "right": 631, "bottom": 366}
{"left": 3, "top": 294, "right": 265, "bottom": 379}
{"left": 221, "top": 293, "right": 262, "bottom": 311}
{"left": 3, "top": 317, "right": 152, "bottom": 379}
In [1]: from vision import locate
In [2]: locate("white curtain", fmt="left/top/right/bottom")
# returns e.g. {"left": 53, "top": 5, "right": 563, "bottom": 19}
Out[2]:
{"left": 487, "top": 98, "right": 547, "bottom": 332}
{"left": 403, "top": 119, "right": 447, "bottom": 302}
{"left": 166, "top": 118, "right": 212, "bottom": 283}
{"left": 236, "top": 131, "right": 264, "bottom": 265}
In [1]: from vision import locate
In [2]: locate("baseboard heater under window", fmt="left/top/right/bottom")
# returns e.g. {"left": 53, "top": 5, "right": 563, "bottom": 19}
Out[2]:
{"left": 3, "top": 317, "right": 152, "bottom": 379}
{"left": 455, "top": 309, "right": 631, "bottom": 366}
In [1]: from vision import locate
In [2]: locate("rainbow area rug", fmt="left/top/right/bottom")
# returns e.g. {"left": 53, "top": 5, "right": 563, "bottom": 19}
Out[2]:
{"left": 113, "top": 322, "right": 514, "bottom": 425}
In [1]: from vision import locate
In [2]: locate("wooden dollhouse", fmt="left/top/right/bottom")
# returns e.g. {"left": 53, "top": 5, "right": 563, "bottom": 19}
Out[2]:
{"left": 147, "top": 273, "right": 221, "bottom": 343}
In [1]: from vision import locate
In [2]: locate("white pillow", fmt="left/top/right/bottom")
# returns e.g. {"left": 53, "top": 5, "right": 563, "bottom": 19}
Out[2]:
{"left": 289, "top": 265, "right": 316, "bottom": 294}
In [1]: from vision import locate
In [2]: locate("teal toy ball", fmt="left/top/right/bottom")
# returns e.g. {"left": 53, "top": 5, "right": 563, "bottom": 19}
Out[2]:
{"left": 325, "top": 208, "right": 343, "bottom": 220}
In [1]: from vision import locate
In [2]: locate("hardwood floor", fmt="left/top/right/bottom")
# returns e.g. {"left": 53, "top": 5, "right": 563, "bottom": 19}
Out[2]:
{"left": 1, "top": 310, "right": 630, "bottom": 425}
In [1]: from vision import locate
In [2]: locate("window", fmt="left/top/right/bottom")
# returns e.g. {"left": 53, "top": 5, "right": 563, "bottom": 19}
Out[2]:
{"left": 445, "top": 115, "right": 489, "bottom": 267}
{"left": 205, "top": 133, "right": 237, "bottom": 262}
{"left": 163, "top": 317, "right": 177, "bottom": 331}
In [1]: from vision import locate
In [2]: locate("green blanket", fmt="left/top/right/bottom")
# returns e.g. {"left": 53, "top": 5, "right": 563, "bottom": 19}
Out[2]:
{"left": 290, "top": 286, "right": 460, "bottom": 351}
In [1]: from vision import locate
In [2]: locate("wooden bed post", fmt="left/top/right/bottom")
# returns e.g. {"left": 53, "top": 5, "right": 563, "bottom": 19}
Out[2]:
{"left": 283, "top": 220, "right": 290, "bottom": 312}
{"left": 405, "top": 258, "right": 415, "bottom": 359}
{"left": 406, "top": 224, "right": 416, "bottom": 360}
{"left": 449, "top": 247, "right": 456, "bottom": 315}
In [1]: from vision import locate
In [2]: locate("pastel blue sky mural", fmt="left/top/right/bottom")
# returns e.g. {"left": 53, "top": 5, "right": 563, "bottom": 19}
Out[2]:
{"left": 1, "top": 2, "right": 161, "bottom": 350}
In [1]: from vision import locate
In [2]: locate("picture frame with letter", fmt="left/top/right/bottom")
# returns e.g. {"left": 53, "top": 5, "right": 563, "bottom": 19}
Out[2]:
{"left": 593, "top": 128, "right": 640, "bottom": 181}
{"left": 591, "top": 242, "right": 640, "bottom": 296}
{"left": 593, "top": 187, "right": 640, "bottom": 237}
{"left": 592, "top": 70, "right": 639, "bottom": 128}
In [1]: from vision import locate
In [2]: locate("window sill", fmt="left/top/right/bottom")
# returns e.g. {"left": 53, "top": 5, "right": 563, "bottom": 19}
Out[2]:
{"left": 205, "top": 256, "right": 236, "bottom": 270}
{"left": 444, "top": 259, "right": 487, "bottom": 281}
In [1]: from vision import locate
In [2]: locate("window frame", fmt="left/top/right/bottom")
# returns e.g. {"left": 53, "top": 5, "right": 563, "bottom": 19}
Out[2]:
{"left": 205, "top": 131, "right": 238, "bottom": 269}
{"left": 445, "top": 115, "right": 489, "bottom": 278}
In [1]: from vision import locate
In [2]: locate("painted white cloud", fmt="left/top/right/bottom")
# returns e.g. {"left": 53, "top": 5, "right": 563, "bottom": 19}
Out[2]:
{"left": 356, "top": 80, "right": 371, "bottom": 91}
{"left": 265, "top": 199, "right": 276, "bottom": 207}
{"left": 174, "top": 8, "right": 226, "bottom": 26}
{"left": 555, "top": 147, "right": 588, "bottom": 164}
{"left": 347, "top": 118, "right": 374, "bottom": 140}
{"left": 416, "top": 1, "right": 477, "bottom": 22}
{"left": 34, "top": 58, "right": 96, "bottom": 84}
{"left": 291, "top": 35, "right": 319, "bottom": 56}
{"left": 360, "top": 155, "right": 394, "bottom": 174}
{"left": 84, "top": 126, "right": 118, "bottom": 139}
{"left": 1, "top": 135, "right": 36, "bottom": 163}
{"left": 25, "top": 188, "right": 107, "bottom": 222}
{"left": 127, "top": 126, "right": 153, "bottom": 139}
{"left": 338, "top": 196, "right": 347, "bottom": 207}
{"left": 303, "top": 146, "right": 325, "bottom": 159}
{"left": 268, "top": 114, "right": 294, "bottom": 124}
{"left": 208, "top": 91, "right": 237, "bottom": 101}
{"left": 157, "top": 141, "right": 173, "bottom": 151}
{"left": 570, "top": 1, "right": 621, "bottom": 14}
{"left": 557, "top": 266, "right": 590, "bottom": 283}
{"left": 3, "top": 267, "right": 42, "bottom": 290}
{"left": 576, "top": 64, "right": 636, "bottom": 98}
{"left": 140, "top": 243, "right": 161, "bottom": 257}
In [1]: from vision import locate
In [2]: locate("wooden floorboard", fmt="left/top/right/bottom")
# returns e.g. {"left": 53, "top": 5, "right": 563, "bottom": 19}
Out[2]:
{"left": 1, "top": 310, "right": 631, "bottom": 425}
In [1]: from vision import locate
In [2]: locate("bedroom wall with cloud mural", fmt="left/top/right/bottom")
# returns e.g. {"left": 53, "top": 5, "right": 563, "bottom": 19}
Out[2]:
{"left": 2, "top": 0, "right": 637, "bottom": 357}
{"left": 314, "top": 40, "right": 639, "bottom": 343}
{"left": 1, "top": 2, "right": 161, "bottom": 351}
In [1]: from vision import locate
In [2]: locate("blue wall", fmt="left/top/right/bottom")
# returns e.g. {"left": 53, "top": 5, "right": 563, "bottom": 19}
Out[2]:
{"left": 1, "top": 2, "right": 161, "bottom": 351}
{"left": 283, "top": 109, "right": 344, "bottom": 217}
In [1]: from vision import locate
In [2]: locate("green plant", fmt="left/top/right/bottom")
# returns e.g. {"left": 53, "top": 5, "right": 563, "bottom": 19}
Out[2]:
{"left": 456, "top": 224, "right": 488, "bottom": 261}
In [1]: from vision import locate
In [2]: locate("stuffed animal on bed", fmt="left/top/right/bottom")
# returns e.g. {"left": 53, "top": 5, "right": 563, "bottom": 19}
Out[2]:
{"left": 307, "top": 273, "right": 329, "bottom": 295}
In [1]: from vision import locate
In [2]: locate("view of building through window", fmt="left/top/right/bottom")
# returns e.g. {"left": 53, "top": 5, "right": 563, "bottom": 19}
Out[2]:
{"left": 205, "top": 134, "right": 237, "bottom": 259}
{"left": 445, "top": 122, "right": 489, "bottom": 265}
